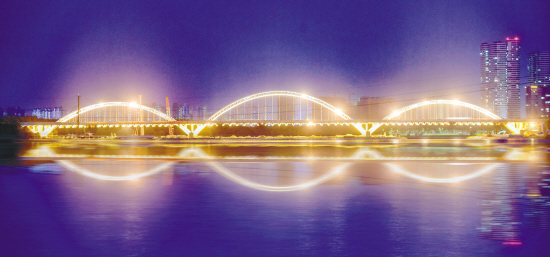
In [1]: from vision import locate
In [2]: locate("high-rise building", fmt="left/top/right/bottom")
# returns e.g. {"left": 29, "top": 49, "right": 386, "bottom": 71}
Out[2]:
{"left": 480, "top": 38, "right": 521, "bottom": 119}
{"left": 526, "top": 51, "right": 550, "bottom": 118}
{"left": 180, "top": 104, "right": 189, "bottom": 119}
{"left": 199, "top": 105, "right": 207, "bottom": 120}
{"left": 172, "top": 102, "right": 182, "bottom": 119}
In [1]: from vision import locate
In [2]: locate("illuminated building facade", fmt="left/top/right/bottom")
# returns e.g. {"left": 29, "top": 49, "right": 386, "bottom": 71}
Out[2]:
{"left": 480, "top": 38, "right": 521, "bottom": 119}
{"left": 526, "top": 51, "right": 550, "bottom": 118}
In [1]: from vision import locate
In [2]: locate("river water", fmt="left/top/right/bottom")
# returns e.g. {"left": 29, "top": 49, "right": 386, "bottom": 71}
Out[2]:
{"left": 1, "top": 140, "right": 549, "bottom": 256}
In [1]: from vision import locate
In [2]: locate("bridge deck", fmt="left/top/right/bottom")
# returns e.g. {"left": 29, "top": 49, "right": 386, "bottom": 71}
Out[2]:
{"left": 21, "top": 119, "right": 539, "bottom": 126}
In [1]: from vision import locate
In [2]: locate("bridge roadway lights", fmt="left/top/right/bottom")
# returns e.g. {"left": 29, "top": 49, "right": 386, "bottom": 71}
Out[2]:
{"left": 19, "top": 95, "right": 543, "bottom": 137}
{"left": 364, "top": 121, "right": 536, "bottom": 135}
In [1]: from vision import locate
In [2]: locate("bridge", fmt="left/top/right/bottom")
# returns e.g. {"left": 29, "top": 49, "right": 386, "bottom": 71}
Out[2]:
{"left": 22, "top": 91, "right": 543, "bottom": 138}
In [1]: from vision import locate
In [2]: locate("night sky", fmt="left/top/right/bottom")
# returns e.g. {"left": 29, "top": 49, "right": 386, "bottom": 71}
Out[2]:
{"left": 1, "top": 0, "right": 549, "bottom": 114}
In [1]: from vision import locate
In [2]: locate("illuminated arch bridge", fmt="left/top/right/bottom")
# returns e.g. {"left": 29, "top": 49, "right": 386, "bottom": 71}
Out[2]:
{"left": 22, "top": 91, "right": 537, "bottom": 137}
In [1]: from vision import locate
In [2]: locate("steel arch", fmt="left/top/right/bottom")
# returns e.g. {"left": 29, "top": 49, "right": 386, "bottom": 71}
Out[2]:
{"left": 207, "top": 91, "right": 352, "bottom": 121}
{"left": 57, "top": 102, "right": 175, "bottom": 122}
{"left": 382, "top": 100, "right": 502, "bottom": 120}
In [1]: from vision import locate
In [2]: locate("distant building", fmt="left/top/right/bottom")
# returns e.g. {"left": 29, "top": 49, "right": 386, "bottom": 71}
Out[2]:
{"left": 480, "top": 38, "right": 521, "bottom": 119}
{"left": 43, "top": 107, "right": 51, "bottom": 119}
{"left": 32, "top": 108, "right": 42, "bottom": 118}
{"left": 172, "top": 102, "right": 182, "bottom": 119}
{"left": 526, "top": 51, "right": 550, "bottom": 118}
{"left": 192, "top": 106, "right": 200, "bottom": 120}
{"left": 182, "top": 104, "right": 189, "bottom": 119}
{"left": 52, "top": 107, "right": 61, "bottom": 119}
{"left": 355, "top": 97, "right": 397, "bottom": 120}
{"left": 199, "top": 105, "right": 207, "bottom": 120}
{"left": 32, "top": 106, "right": 61, "bottom": 119}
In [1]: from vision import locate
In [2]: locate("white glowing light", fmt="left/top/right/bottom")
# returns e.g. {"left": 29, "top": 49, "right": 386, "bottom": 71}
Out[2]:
{"left": 208, "top": 91, "right": 352, "bottom": 121}
{"left": 383, "top": 100, "right": 502, "bottom": 120}
{"left": 57, "top": 102, "right": 174, "bottom": 122}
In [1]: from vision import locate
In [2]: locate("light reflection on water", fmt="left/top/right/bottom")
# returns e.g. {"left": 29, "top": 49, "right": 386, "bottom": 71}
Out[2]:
{"left": 1, "top": 142, "right": 549, "bottom": 256}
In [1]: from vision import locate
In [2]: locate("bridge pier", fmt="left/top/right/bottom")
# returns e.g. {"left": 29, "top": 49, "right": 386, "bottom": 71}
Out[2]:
{"left": 503, "top": 122, "right": 528, "bottom": 135}
{"left": 350, "top": 123, "right": 383, "bottom": 136}
{"left": 351, "top": 123, "right": 368, "bottom": 136}
{"left": 25, "top": 125, "right": 59, "bottom": 138}
{"left": 177, "top": 124, "right": 207, "bottom": 138}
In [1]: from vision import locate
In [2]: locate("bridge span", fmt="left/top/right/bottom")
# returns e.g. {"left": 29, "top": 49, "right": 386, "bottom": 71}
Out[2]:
{"left": 21, "top": 91, "right": 543, "bottom": 137}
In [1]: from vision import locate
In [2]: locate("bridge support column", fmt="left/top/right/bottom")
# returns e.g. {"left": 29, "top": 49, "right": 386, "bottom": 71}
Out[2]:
{"left": 368, "top": 123, "right": 382, "bottom": 135}
{"left": 38, "top": 125, "right": 58, "bottom": 138}
{"left": 193, "top": 124, "right": 207, "bottom": 136}
{"left": 177, "top": 124, "right": 207, "bottom": 138}
{"left": 504, "top": 122, "right": 527, "bottom": 135}
{"left": 352, "top": 123, "right": 368, "bottom": 136}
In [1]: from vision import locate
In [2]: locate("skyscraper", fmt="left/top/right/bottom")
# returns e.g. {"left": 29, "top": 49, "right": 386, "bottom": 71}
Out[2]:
{"left": 526, "top": 51, "right": 550, "bottom": 118}
{"left": 480, "top": 38, "right": 521, "bottom": 119}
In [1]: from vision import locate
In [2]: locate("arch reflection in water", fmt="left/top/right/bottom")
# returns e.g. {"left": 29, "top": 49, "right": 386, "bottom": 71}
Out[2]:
{"left": 34, "top": 146, "right": 502, "bottom": 191}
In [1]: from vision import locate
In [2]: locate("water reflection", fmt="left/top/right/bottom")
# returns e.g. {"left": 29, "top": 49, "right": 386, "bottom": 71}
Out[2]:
{"left": 22, "top": 144, "right": 531, "bottom": 190}
{"left": 14, "top": 142, "right": 550, "bottom": 248}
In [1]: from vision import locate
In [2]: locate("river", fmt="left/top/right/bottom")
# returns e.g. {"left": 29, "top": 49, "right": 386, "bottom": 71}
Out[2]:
{"left": 1, "top": 140, "right": 549, "bottom": 256}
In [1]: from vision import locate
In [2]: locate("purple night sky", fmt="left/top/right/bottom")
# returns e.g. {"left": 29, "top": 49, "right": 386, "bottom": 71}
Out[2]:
{"left": 1, "top": 0, "right": 549, "bottom": 114}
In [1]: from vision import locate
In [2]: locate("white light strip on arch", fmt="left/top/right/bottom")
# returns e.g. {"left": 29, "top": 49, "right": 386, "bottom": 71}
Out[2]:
{"left": 382, "top": 100, "right": 502, "bottom": 120}
{"left": 57, "top": 102, "right": 175, "bottom": 122}
{"left": 208, "top": 91, "right": 352, "bottom": 121}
